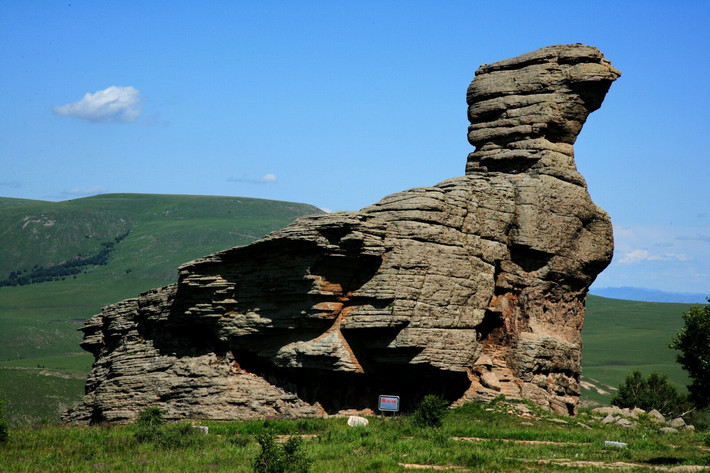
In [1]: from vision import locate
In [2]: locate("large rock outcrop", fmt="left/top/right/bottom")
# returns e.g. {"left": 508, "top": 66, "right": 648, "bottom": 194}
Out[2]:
{"left": 65, "top": 44, "right": 619, "bottom": 423}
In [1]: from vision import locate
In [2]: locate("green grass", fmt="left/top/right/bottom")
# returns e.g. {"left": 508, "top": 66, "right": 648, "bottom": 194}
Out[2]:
{"left": 0, "top": 193, "right": 322, "bottom": 283}
{"left": 581, "top": 295, "right": 697, "bottom": 405}
{"left": 1, "top": 399, "right": 708, "bottom": 472}
{"left": 0, "top": 193, "right": 323, "bottom": 423}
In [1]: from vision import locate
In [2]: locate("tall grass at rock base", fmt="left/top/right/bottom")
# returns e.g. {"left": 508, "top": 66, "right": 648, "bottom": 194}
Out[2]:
{"left": 1, "top": 399, "right": 709, "bottom": 472}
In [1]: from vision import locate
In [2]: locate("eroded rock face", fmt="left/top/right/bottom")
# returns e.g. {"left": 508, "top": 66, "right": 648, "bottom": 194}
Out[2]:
{"left": 64, "top": 44, "right": 619, "bottom": 423}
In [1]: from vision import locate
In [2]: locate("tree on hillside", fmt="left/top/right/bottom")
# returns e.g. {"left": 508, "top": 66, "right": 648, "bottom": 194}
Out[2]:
{"left": 610, "top": 370, "right": 690, "bottom": 418}
{"left": 669, "top": 297, "right": 710, "bottom": 409}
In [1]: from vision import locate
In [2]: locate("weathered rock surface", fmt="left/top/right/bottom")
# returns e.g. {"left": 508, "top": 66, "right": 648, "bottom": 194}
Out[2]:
{"left": 64, "top": 44, "right": 620, "bottom": 424}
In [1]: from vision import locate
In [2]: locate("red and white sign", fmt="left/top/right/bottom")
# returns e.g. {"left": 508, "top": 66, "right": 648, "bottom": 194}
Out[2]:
{"left": 378, "top": 395, "right": 400, "bottom": 412}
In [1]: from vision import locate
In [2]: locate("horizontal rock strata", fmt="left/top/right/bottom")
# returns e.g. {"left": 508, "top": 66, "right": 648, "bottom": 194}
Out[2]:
{"left": 65, "top": 44, "right": 619, "bottom": 423}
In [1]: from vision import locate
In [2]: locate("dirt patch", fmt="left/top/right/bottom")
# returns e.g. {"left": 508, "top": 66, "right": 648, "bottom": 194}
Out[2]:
{"left": 521, "top": 458, "right": 710, "bottom": 471}
{"left": 452, "top": 436, "right": 589, "bottom": 446}
{"left": 398, "top": 464, "right": 466, "bottom": 471}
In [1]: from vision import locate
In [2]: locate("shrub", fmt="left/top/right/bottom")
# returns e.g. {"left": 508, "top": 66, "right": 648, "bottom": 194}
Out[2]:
{"left": 0, "top": 396, "right": 8, "bottom": 443}
{"left": 252, "top": 431, "right": 310, "bottom": 473}
{"left": 669, "top": 298, "right": 710, "bottom": 409}
{"left": 135, "top": 407, "right": 164, "bottom": 444}
{"left": 411, "top": 395, "right": 449, "bottom": 428}
{"left": 610, "top": 370, "right": 691, "bottom": 418}
{"left": 159, "top": 422, "right": 201, "bottom": 449}
{"left": 133, "top": 407, "right": 200, "bottom": 448}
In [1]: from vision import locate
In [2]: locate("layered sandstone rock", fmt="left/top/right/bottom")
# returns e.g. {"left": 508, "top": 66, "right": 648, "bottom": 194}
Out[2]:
{"left": 64, "top": 44, "right": 619, "bottom": 423}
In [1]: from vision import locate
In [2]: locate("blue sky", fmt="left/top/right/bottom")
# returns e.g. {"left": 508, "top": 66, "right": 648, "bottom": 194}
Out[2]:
{"left": 1, "top": 1, "right": 708, "bottom": 295}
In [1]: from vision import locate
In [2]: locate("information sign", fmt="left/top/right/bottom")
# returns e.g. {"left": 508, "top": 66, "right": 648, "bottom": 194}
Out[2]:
{"left": 378, "top": 394, "right": 400, "bottom": 412}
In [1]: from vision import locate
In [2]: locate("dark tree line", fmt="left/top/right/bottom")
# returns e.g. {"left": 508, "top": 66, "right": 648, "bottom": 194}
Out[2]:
{"left": 1, "top": 231, "right": 129, "bottom": 287}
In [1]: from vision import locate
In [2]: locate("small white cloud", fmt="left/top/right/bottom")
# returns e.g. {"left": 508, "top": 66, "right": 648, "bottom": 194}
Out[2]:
{"left": 618, "top": 249, "right": 689, "bottom": 264}
{"left": 618, "top": 249, "right": 650, "bottom": 264}
{"left": 53, "top": 86, "right": 142, "bottom": 123}
{"left": 62, "top": 186, "right": 107, "bottom": 197}
{"left": 657, "top": 253, "right": 690, "bottom": 262}
{"left": 259, "top": 173, "right": 277, "bottom": 183}
{"left": 227, "top": 173, "right": 278, "bottom": 184}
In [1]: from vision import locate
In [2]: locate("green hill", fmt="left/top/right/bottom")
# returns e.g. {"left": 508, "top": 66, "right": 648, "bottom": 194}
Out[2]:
{"left": 581, "top": 295, "right": 698, "bottom": 406}
{"left": 0, "top": 193, "right": 323, "bottom": 283}
{"left": 0, "top": 193, "right": 323, "bottom": 423}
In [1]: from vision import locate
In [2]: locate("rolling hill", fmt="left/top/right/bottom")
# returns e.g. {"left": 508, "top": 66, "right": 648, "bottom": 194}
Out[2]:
{"left": 580, "top": 295, "right": 696, "bottom": 406}
{"left": 0, "top": 193, "right": 323, "bottom": 422}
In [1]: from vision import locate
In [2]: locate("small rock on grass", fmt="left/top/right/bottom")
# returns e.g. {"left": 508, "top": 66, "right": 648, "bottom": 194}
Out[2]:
{"left": 648, "top": 409, "right": 665, "bottom": 423}
{"left": 615, "top": 418, "right": 635, "bottom": 428}
{"left": 669, "top": 417, "right": 686, "bottom": 428}
{"left": 347, "top": 415, "right": 369, "bottom": 427}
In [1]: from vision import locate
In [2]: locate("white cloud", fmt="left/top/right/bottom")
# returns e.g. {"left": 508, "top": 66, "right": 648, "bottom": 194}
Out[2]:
{"left": 597, "top": 223, "right": 710, "bottom": 293}
{"left": 53, "top": 86, "right": 142, "bottom": 123}
{"left": 618, "top": 249, "right": 650, "bottom": 264}
{"left": 259, "top": 173, "right": 277, "bottom": 183}
{"left": 62, "top": 186, "right": 107, "bottom": 197}
{"left": 617, "top": 248, "right": 690, "bottom": 264}
{"left": 228, "top": 173, "right": 278, "bottom": 184}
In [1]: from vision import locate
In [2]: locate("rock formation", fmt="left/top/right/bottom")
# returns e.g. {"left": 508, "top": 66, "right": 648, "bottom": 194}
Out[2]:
{"left": 64, "top": 44, "right": 620, "bottom": 424}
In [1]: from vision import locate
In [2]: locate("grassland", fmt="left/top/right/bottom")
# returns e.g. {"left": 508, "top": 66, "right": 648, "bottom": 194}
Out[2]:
{"left": 0, "top": 193, "right": 323, "bottom": 424}
{"left": 580, "top": 296, "right": 696, "bottom": 406}
{"left": 1, "top": 399, "right": 708, "bottom": 472}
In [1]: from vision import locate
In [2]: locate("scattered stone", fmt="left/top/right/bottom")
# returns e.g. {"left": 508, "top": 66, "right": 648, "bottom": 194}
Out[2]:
{"left": 577, "top": 422, "right": 592, "bottom": 430}
{"left": 593, "top": 406, "right": 623, "bottom": 417}
{"left": 684, "top": 424, "right": 695, "bottom": 431}
{"left": 660, "top": 427, "right": 679, "bottom": 434}
{"left": 347, "top": 415, "right": 369, "bottom": 427}
{"left": 549, "top": 418, "right": 568, "bottom": 424}
{"left": 648, "top": 409, "right": 665, "bottom": 423}
{"left": 630, "top": 407, "right": 645, "bottom": 418}
{"left": 480, "top": 372, "right": 502, "bottom": 391}
{"left": 192, "top": 425, "right": 209, "bottom": 434}
{"left": 474, "top": 354, "right": 493, "bottom": 368}
{"left": 669, "top": 417, "right": 686, "bottom": 428}
{"left": 604, "top": 441, "right": 627, "bottom": 449}
{"left": 668, "top": 466, "right": 708, "bottom": 472}
{"left": 615, "top": 418, "right": 634, "bottom": 428}
{"left": 601, "top": 414, "right": 616, "bottom": 425}
{"left": 63, "top": 44, "right": 620, "bottom": 424}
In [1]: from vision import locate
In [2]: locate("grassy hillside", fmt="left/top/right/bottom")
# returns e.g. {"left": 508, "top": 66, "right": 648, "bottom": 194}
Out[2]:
{"left": 0, "top": 193, "right": 323, "bottom": 282}
{"left": 581, "top": 295, "right": 697, "bottom": 406}
{"left": 0, "top": 194, "right": 323, "bottom": 423}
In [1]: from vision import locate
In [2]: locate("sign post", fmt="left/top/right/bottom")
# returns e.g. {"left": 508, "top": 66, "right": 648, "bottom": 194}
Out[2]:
{"left": 378, "top": 394, "right": 400, "bottom": 418}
